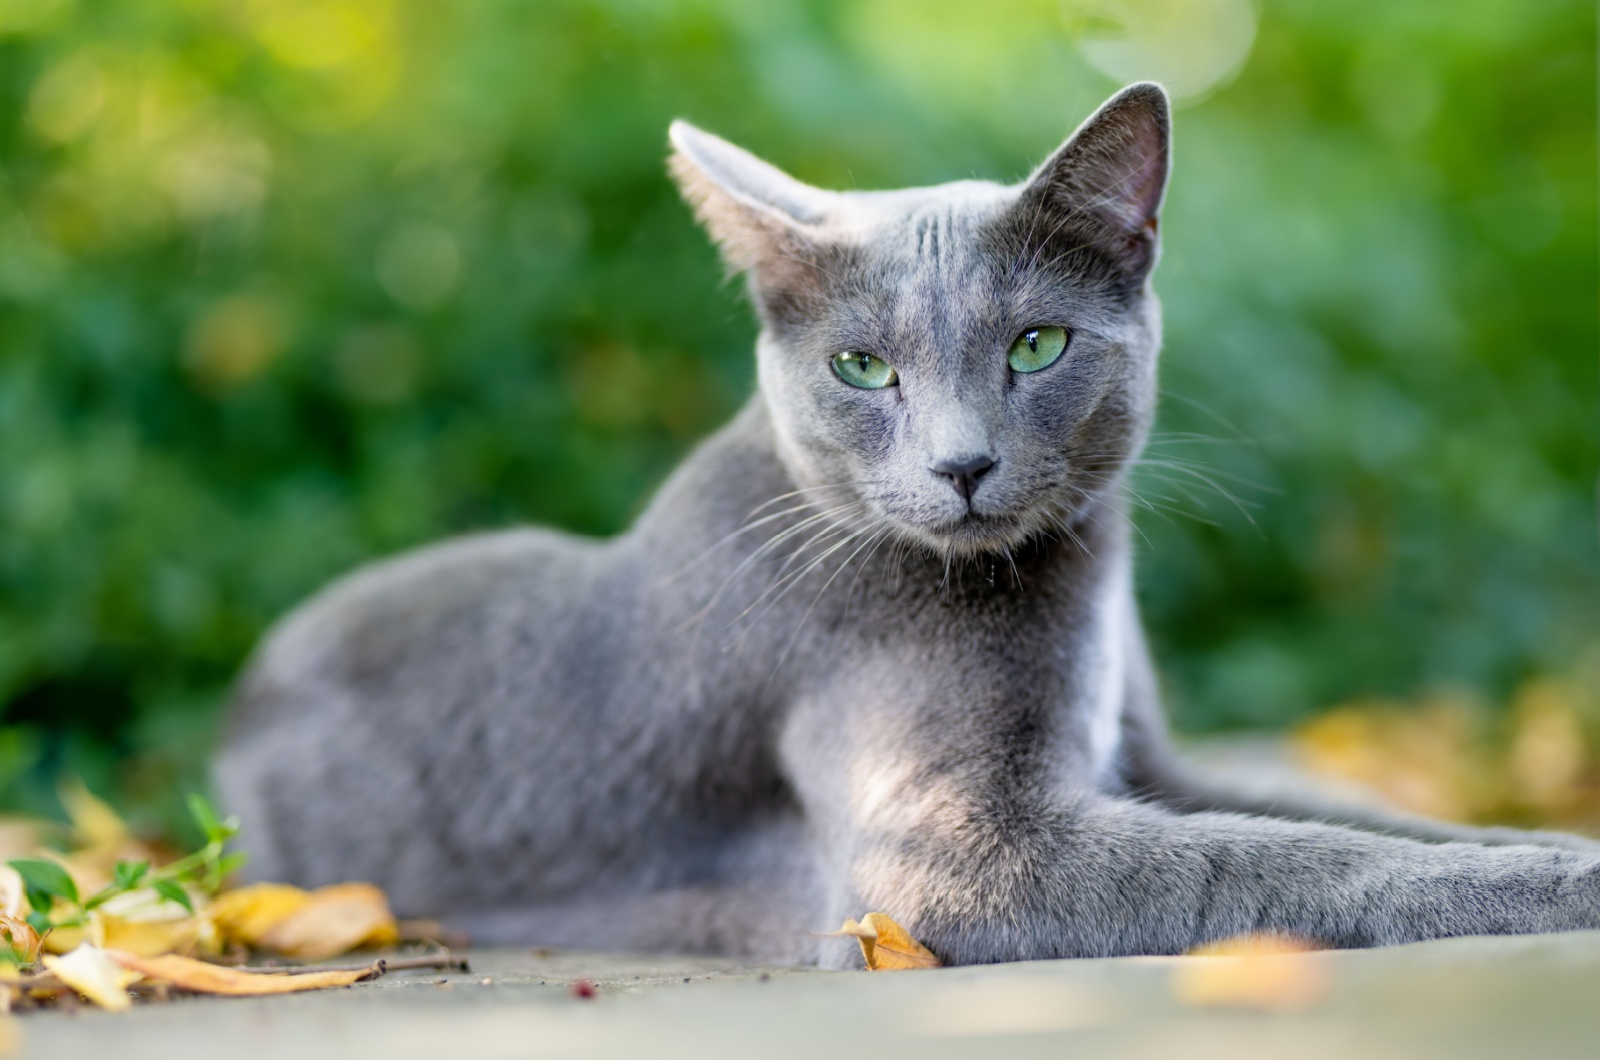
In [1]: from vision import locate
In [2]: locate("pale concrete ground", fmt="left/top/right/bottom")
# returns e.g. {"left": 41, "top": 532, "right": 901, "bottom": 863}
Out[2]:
{"left": 20, "top": 931, "right": 1600, "bottom": 1060}
{"left": 25, "top": 740, "right": 1599, "bottom": 1058}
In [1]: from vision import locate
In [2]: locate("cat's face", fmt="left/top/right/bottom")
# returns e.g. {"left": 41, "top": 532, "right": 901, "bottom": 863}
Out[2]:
{"left": 672, "top": 84, "right": 1169, "bottom": 558}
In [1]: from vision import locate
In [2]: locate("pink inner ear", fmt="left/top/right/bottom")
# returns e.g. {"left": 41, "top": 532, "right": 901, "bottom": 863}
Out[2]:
{"left": 1031, "top": 85, "right": 1171, "bottom": 235}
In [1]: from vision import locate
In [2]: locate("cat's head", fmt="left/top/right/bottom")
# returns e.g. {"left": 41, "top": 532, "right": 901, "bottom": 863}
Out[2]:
{"left": 671, "top": 84, "right": 1169, "bottom": 558}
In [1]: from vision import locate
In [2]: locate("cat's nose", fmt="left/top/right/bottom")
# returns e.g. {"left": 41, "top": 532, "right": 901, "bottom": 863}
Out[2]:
{"left": 931, "top": 454, "right": 996, "bottom": 501}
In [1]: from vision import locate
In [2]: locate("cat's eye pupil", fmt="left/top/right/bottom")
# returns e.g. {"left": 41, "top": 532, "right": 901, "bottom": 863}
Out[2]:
{"left": 1025, "top": 332, "right": 1039, "bottom": 352}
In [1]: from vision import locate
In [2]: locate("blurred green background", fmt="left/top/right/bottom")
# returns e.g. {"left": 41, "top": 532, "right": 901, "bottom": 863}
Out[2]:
{"left": 0, "top": 0, "right": 1595, "bottom": 830}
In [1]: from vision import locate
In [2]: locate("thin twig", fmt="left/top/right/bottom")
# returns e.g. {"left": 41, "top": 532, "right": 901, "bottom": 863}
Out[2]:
{"left": 233, "top": 953, "right": 469, "bottom": 976}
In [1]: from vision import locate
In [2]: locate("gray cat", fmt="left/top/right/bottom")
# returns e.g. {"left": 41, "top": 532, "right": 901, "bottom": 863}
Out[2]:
{"left": 216, "top": 84, "right": 1600, "bottom": 967}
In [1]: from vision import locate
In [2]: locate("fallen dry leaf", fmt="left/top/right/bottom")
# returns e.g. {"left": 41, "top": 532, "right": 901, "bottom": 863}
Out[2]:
{"left": 59, "top": 778, "right": 130, "bottom": 851}
{"left": 91, "top": 915, "right": 205, "bottom": 959}
{"left": 830, "top": 912, "right": 940, "bottom": 970}
{"left": 213, "top": 881, "right": 399, "bottom": 961}
{"left": 207, "top": 882, "right": 312, "bottom": 945}
{"left": 1294, "top": 676, "right": 1600, "bottom": 837}
{"left": 0, "top": 918, "right": 39, "bottom": 966}
{"left": 42, "top": 944, "right": 139, "bottom": 1011}
{"left": 90, "top": 888, "right": 212, "bottom": 959}
{"left": 108, "top": 951, "right": 373, "bottom": 995}
{"left": 40, "top": 921, "right": 87, "bottom": 956}
{"left": 256, "top": 882, "right": 399, "bottom": 961}
{"left": 1172, "top": 934, "right": 1328, "bottom": 1011}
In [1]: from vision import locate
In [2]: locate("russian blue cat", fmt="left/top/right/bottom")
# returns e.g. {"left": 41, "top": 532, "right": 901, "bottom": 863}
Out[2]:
{"left": 217, "top": 84, "right": 1600, "bottom": 966}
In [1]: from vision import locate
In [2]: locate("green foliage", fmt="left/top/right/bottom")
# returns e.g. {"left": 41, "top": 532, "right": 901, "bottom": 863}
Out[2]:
{"left": 10, "top": 855, "right": 79, "bottom": 932}
{"left": 111, "top": 859, "right": 149, "bottom": 892}
{"left": 4, "top": 792, "right": 241, "bottom": 944}
{"left": 0, "top": 1, "right": 1595, "bottom": 819}
{"left": 151, "top": 878, "right": 194, "bottom": 915}
{"left": 186, "top": 792, "right": 239, "bottom": 848}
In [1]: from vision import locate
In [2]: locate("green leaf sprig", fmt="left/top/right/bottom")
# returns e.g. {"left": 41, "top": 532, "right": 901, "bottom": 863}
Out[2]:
{"left": 6, "top": 793, "right": 248, "bottom": 944}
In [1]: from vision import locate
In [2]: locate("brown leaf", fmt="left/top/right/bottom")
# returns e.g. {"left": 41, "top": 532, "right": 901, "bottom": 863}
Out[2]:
{"left": 0, "top": 917, "right": 40, "bottom": 967}
{"left": 207, "top": 883, "right": 313, "bottom": 946}
{"left": 108, "top": 951, "right": 373, "bottom": 995}
{"left": 254, "top": 883, "right": 400, "bottom": 961}
{"left": 208, "top": 881, "right": 399, "bottom": 961}
{"left": 830, "top": 912, "right": 940, "bottom": 971}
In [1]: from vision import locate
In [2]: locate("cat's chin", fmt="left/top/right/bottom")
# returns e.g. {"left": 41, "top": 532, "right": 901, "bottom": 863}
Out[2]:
{"left": 904, "top": 511, "right": 1040, "bottom": 559}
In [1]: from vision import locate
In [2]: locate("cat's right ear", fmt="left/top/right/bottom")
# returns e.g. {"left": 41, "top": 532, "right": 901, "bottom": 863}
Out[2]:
{"left": 668, "top": 121, "right": 837, "bottom": 282}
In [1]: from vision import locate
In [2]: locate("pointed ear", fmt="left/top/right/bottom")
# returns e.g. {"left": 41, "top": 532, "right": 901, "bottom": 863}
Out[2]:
{"left": 668, "top": 121, "right": 838, "bottom": 277}
{"left": 1024, "top": 83, "right": 1171, "bottom": 275}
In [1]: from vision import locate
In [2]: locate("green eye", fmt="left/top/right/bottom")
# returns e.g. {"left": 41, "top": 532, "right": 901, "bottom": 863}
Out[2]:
{"left": 831, "top": 351, "right": 899, "bottom": 389}
{"left": 1007, "top": 326, "right": 1070, "bottom": 373}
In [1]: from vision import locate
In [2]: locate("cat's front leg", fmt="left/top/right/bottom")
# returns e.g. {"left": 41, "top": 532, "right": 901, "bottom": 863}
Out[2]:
{"left": 783, "top": 695, "right": 1600, "bottom": 968}
{"left": 1129, "top": 752, "right": 1600, "bottom": 852}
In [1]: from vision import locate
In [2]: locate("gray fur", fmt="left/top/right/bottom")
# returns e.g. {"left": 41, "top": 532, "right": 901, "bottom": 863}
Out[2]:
{"left": 216, "top": 84, "right": 1600, "bottom": 967}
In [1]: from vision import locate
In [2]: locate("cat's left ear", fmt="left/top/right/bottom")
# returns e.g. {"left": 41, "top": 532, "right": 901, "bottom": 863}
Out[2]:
{"left": 1024, "top": 82, "right": 1171, "bottom": 276}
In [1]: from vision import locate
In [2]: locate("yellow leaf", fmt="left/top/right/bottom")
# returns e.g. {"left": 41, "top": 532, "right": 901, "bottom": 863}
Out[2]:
{"left": 1173, "top": 933, "right": 1327, "bottom": 1010}
{"left": 58, "top": 778, "right": 128, "bottom": 851}
{"left": 88, "top": 885, "right": 212, "bottom": 957}
{"left": 208, "top": 883, "right": 313, "bottom": 946}
{"left": 0, "top": 917, "right": 40, "bottom": 966}
{"left": 107, "top": 951, "right": 372, "bottom": 995}
{"left": 830, "top": 912, "right": 940, "bottom": 971}
{"left": 41, "top": 944, "right": 138, "bottom": 1011}
{"left": 255, "top": 883, "right": 399, "bottom": 961}
{"left": 40, "top": 922, "right": 86, "bottom": 956}
{"left": 209, "top": 881, "right": 399, "bottom": 960}
{"left": 91, "top": 913, "right": 202, "bottom": 959}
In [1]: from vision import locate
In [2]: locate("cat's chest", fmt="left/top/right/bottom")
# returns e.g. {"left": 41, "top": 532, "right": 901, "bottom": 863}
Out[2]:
{"left": 848, "top": 548, "right": 1120, "bottom": 662}
{"left": 838, "top": 551, "right": 1132, "bottom": 777}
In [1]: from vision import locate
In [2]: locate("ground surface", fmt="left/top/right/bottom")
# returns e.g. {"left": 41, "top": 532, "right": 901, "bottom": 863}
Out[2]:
{"left": 18, "top": 931, "right": 1600, "bottom": 1059}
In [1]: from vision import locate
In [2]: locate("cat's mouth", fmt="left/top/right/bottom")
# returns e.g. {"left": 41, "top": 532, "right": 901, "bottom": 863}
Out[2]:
{"left": 920, "top": 510, "right": 1034, "bottom": 556}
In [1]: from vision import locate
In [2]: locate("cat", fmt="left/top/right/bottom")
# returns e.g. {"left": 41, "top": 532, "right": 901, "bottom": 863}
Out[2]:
{"left": 216, "top": 83, "right": 1600, "bottom": 967}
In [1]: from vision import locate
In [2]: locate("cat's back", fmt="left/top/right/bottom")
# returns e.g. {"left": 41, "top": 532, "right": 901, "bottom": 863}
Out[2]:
{"left": 228, "top": 527, "right": 604, "bottom": 734}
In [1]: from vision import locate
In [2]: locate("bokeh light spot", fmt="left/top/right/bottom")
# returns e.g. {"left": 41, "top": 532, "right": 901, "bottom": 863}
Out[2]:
{"left": 28, "top": 51, "right": 106, "bottom": 142}
{"left": 375, "top": 222, "right": 462, "bottom": 311}
{"left": 160, "top": 128, "right": 272, "bottom": 223}
{"left": 335, "top": 323, "right": 423, "bottom": 405}
{"left": 184, "top": 290, "right": 292, "bottom": 392}
{"left": 1068, "top": 0, "right": 1258, "bottom": 104}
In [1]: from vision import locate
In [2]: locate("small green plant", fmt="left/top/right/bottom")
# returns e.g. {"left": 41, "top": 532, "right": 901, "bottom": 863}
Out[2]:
{"left": 7, "top": 794, "right": 247, "bottom": 938}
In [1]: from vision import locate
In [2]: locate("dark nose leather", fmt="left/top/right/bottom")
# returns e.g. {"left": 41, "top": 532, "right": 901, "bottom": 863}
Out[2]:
{"left": 931, "top": 455, "right": 996, "bottom": 501}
